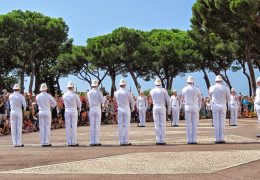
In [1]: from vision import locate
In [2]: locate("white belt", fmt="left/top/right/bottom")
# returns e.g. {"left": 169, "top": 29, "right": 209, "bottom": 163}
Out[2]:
{"left": 154, "top": 102, "right": 165, "bottom": 106}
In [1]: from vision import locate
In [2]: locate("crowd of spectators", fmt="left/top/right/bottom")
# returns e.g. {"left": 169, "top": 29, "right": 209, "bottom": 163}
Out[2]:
{"left": 0, "top": 89, "right": 257, "bottom": 136}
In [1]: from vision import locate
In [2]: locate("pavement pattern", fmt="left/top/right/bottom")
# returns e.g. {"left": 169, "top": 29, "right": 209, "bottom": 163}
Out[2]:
{"left": 0, "top": 118, "right": 260, "bottom": 179}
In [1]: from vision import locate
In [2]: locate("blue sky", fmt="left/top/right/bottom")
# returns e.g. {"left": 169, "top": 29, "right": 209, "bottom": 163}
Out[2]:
{"left": 1, "top": 0, "right": 259, "bottom": 96}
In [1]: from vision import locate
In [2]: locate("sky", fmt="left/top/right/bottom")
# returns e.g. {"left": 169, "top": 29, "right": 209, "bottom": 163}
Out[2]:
{"left": 0, "top": 0, "right": 259, "bottom": 96}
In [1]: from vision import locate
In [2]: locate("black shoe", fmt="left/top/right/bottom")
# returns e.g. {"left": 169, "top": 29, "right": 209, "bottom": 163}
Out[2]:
{"left": 156, "top": 142, "right": 166, "bottom": 145}
{"left": 187, "top": 142, "right": 194, "bottom": 144}
{"left": 120, "top": 143, "right": 132, "bottom": 146}
{"left": 215, "top": 141, "right": 221, "bottom": 144}
{"left": 90, "top": 143, "right": 101, "bottom": 146}
{"left": 172, "top": 125, "right": 179, "bottom": 127}
{"left": 15, "top": 144, "right": 24, "bottom": 147}
{"left": 139, "top": 125, "right": 145, "bottom": 127}
{"left": 42, "top": 144, "right": 52, "bottom": 147}
{"left": 72, "top": 143, "right": 79, "bottom": 147}
{"left": 256, "top": 134, "right": 260, "bottom": 138}
{"left": 220, "top": 141, "right": 226, "bottom": 144}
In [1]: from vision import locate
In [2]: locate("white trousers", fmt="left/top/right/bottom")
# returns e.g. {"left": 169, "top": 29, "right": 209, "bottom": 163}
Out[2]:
{"left": 212, "top": 105, "right": 226, "bottom": 142}
{"left": 185, "top": 108, "right": 199, "bottom": 143}
{"left": 171, "top": 107, "right": 180, "bottom": 125}
{"left": 138, "top": 108, "right": 146, "bottom": 126}
{"left": 257, "top": 109, "right": 260, "bottom": 125}
{"left": 39, "top": 111, "right": 52, "bottom": 145}
{"left": 65, "top": 111, "right": 78, "bottom": 145}
{"left": 153, "top": 107, "right": 166, "bottom": 143}
{"left": 89, "top": 107, "right": 101, "bottom": 145}
{"left": 230, "top": 106, "right": 238, "bottom": 125}
{"left": 118, "top": 109, "right": 131, "bottom": 144}
{"left": 10, "top": 111, "right": 23, "bottom": 146}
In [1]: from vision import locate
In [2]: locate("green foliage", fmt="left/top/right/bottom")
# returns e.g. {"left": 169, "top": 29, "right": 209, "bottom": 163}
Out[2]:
{"left": 142, "top": 29, "right": 198, "bottom": 89}
{"left": 143, "top": 89, "right": 151, "bottom": 97}
{"left": 191, "top": 0, "right": 260, "bottom": 95}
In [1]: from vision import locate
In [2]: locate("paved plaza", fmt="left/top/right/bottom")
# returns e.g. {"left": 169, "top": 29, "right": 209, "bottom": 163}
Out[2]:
{"left": 0, "top": 118, "right": 260, "bottom": 179}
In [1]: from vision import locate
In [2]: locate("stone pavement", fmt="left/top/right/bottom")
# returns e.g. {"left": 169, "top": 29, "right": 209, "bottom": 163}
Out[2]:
{"left": 0, "top": 118, "right": 260, "bottom": 180}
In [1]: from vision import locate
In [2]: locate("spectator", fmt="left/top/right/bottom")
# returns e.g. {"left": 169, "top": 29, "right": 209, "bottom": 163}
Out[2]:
{"left": 0, "top": 96, "right": 6, "bottom": 125}
{"left": 4, "top": 94, "right": 10, "bottom": 118}
{"left": 0, "top": 120, "right": 10, "bottom": 135}
{"left": 205, "top": 98, "right": 212, "bottom": 119}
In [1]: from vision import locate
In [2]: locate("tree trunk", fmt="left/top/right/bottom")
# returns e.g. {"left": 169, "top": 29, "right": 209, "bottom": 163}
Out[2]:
{"left": 245, "top": 44, "right": 256, "bottom": 96}
{"left": 28, "top": 56, "right": 35, "bottom": 94}
{"left": 110, "top": 70, "right": 117, "bottom": 97}
{"left": 168, "top": 76, "right": 174, "bottom": 91}
{"left": 158, "top": 76, "right": 165, "bottom": 88}
{"left": 34, "top": 66, "right": 41, "bottom": 94}
{"left": 202, "top": 68, "right": 211, "bottom": 90}
{"left": 47, "top": 77, "right": 55, "bottom": 96}
{"left": 212, "top": 70, "right": 232, "bottom": 89}
{"left": 240, "top": 60, "right": 252, "bottom": 96}
{"left": 56, "top": 75, "right": 62, "bottom": 96}
{"left": 223, "top": 69, "right": 232, "bottom": 89}
{"left": 20, "top": 63, "right": 26, "bottom": 94}
{"left": 129, "top": 68, "right": 139, "bottom": 92}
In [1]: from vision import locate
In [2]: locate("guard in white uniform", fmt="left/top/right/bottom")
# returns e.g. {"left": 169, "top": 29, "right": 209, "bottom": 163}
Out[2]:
{"left": 136, "top": 91, "right": 147, "bottom": 127}
{"left": 255, "top": 77, "right": 260, "bottom": 138}
{"left": 114, "top": 79, "right": 135, "bottom": 146}
{"left": 87, "top": 80, "right": 104, "bottom": 146}
{"left": 63, "top": 82, "right": 81, "bottom": 146}
{"left": 36, "top": 83, "right": 57, "bottom": 147}
{"left": 209, "top": 75, "right": 230, "bottom": 143}
{"left": 229, "top": 88, "right": 239, "bottom": 126}
{"left": 150, "top": 78, "right": 170, "bottom": 145}
{"left": 182, "top": 76, "right": 202, "bottom": 144}
{"left": 170, "top": 89, "right": 181, "bottom": 127}
{"left": 9, "top": 84, "right": 26, "bottom": 147}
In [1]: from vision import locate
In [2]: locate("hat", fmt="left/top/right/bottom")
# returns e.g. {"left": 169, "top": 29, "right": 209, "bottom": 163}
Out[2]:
{"left": 154, "top": 78, "right": 162, "bottom": 86}
{"left": 13, "top": 84, "right": 21, "bottom": 90}
{"left": 40, "top": 83, "right": 48, "bottom": 91}
{"left": 119, "top": 79, "right": 127, "bottom": 86}
{"left": 215, "top": 75, "right": 223, "bottom": 82}
{"left": 67, "top": 82, "right": 74, "bottom": 88}
{"left": 231, "top": 88, "right": 235, "bottom": 92}
{"left": 91, "top": 80, "right": 99, "bottom": 87}
{"left": 172, "top": 89, "right": 177, "bottom": 93}
{"left": 256, "top": 77, "right": 260, "bottom": 83}
{"left": 187, "top": 76, "right": 194, "bottom": 83}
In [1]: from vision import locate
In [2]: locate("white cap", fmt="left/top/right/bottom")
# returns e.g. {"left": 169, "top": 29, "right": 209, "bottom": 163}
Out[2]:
{"left": 13, "top": 84, "right": 21, "bottom": 90}
{"left": 67, "top": 82, "right": 74, "bottom": 88}
{"left": 119, "top": 79, "right": 127, "bottom": 86}
{"left": 91, "top": 80, "right": 99, "bottom": 87}
{"left": 231, "top": 88, "right": 235, "bottom": 92}
{"left": 256, "top": 77, "right": 260, "bottom": 83}
{"left": 172, "top": 89, "right": 177, "bottom": 93}
{"left": 187, "top": 76, "right": 194, "bottom": 83}
{"left": 40, "top": 83, "right": 48, "bottom": 91}
{"left": 154, "top": 78, "right": 162, "bottom": 86}
{"left": 215, "top": 75, "right": 223, "bottom": 82}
